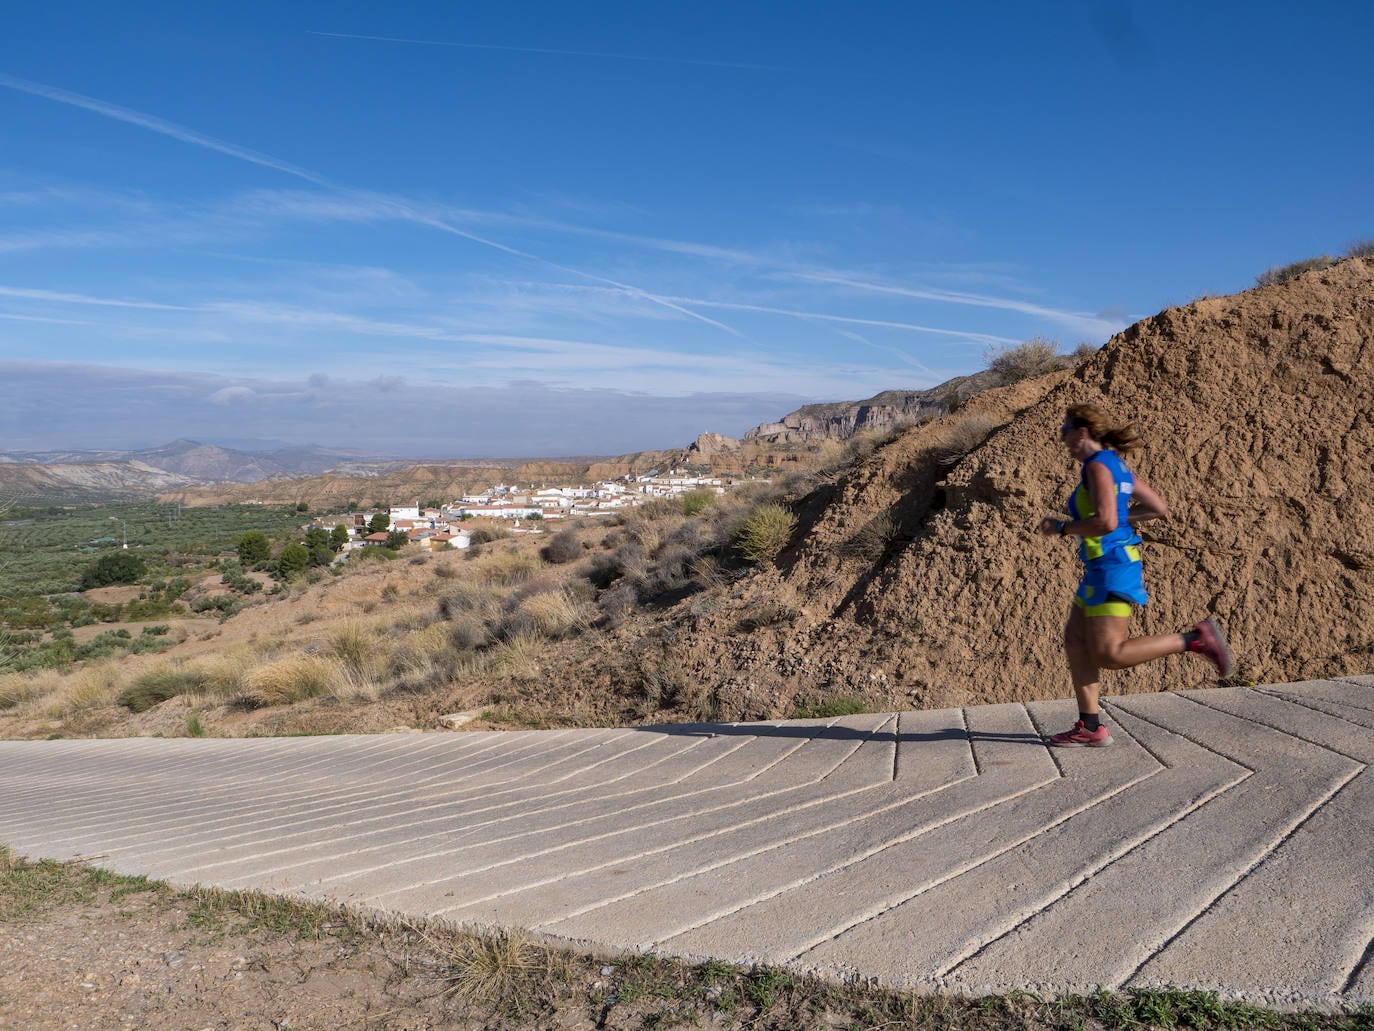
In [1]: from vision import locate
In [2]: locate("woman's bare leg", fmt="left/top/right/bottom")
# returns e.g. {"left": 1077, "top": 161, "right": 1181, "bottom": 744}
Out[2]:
{"left": 1064, "top": 605, "right": 1102, "bottom": 715}
{"left": 1084, "top": 615, "right": 1186, "bottom": 671}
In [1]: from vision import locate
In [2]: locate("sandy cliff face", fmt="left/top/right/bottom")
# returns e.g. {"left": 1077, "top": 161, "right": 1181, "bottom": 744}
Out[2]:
{"left": 670, "top": 258, "right": 1374, "bottom": 717}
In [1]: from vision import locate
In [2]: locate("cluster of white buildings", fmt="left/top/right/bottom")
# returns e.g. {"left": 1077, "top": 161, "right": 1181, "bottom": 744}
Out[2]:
{"left": 313, "top": 470, "right": 729, "bottom": 551}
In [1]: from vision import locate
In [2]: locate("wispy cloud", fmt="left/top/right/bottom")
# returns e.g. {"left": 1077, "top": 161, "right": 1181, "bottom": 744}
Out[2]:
{"left": 0, "top": 285, "right": 193, "bottom": 310}
{"left": 0, "top": 74, "right": 749, "bottom": 339}
{"left": 309, "top": 31, "right": 779, "bottom": 71}
{"left": 795, "top": 271, "right": 1126, "bottom": 339}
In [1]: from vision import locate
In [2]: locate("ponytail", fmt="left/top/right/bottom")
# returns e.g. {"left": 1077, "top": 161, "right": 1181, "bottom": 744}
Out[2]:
{"left": 1064, "top": 403, "right": 1141, "bottom": 453}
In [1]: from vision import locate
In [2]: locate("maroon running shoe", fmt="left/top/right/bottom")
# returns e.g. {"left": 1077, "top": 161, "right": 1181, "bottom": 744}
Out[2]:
{"left": 1049, "top": 720, "right": 1114, "bottom": 748}
{"left": 1189, "top": 617, "right": 1235, "bottom": 678}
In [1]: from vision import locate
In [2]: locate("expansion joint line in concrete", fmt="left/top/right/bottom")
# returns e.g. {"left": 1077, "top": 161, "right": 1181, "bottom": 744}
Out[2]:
{"left": 524, "top": 771, "right": 985, "bottom": 932}
{"left": 297, "top": 739, "right": 875, "bottom": 894}
{"left": 1099, "top": 702, "right": 1172, "bottom": 769}
{"left": 958, "top": 708, "right": 981, "bottom": 776}
{"left": 1107, "top": 701, "right": 1259, "bottom": 774}
{"left": 1343, "top": 931, "right": 1374, "bottom": 994}
{"left": 935, "top": 763, "right": 1248, "bottom": 980}
{"left": 781, "top": 767, "right": 1159, "bottom": 966}
{"left": 1117, "top": 763, "right": 1365, "bottom": 989}
{"left": 441, "top": 777, "right": 898, "bottom": 918}
{"left": 1258, "top": 685, "right": 1374, "bottom": 718}
{"left": 1186, "top": 691, "right": 1374, "bottom": 764}
{"left": 1018, "top": 705, "right": 1067, "bottom": 778}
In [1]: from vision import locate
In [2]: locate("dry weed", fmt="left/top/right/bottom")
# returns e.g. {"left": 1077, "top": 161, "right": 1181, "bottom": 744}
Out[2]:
{"left": 0, "top": 670, "right": 57, "bottom": 713}
{"left": 51, "top": 665, "right": 124, "bottom": 714}
{"left": 491, "top": 633, "right": 544, "bottom": 681}
{"left": 246, "top": 655, "right": 336, "bottom": 706}
{"left": 474, "top": 550, "right": 540, "bottom": 586}
{"left": 520, "top": 589, "right": 595, "bottom": 638}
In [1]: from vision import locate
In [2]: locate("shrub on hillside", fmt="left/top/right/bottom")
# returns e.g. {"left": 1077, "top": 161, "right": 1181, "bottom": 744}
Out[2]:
{"left": 118, "top": 668, "right": 209, "bottom": 712}
{"left": 935, "top": 414, "right": 998, "bottom": 467}
{"left": 680, "top": 488, "right": 717, "bottom": 517}
{"left": 1346, "top": 240, "right": 1374, "bottom": 259}
{"left": 841, "top": 510, "right": 903, "bottom": 562}
{"left": 237, "top": 531, "right": 271, "bottom": 564}
{"left": 1255, "top": 254, "right": 1335, "bottom": 287}
{"left": 985, "top": 337, "right": 1069, "bottom": 383}
{"left": 733, "top": 503, "right": 797, "bottom": 565}
{"left": 79, "top": 551, "right": 147, "bottom": 590}
{"left": 540, "top": 529, "right": 583, "bottom": 564}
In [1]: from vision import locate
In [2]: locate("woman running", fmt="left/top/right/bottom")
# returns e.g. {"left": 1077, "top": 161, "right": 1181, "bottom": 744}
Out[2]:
{"left": 1038, "top": 403, "right": 1233, "bottom": 747}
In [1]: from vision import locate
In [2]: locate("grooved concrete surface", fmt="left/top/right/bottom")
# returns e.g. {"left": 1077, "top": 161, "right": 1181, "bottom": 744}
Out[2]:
{"left": 3, "top": 679, "right": 1373, "bottom": 1010}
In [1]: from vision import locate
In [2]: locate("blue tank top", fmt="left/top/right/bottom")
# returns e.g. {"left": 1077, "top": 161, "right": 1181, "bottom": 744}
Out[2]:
{"left": 1068, "top": 450, "right": 1142, "bottom": 566}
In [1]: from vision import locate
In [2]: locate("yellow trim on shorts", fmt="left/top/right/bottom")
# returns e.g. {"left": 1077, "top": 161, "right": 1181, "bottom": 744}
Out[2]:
{"left": 1073, "top": 596, "right": 1133, "bottom": 618}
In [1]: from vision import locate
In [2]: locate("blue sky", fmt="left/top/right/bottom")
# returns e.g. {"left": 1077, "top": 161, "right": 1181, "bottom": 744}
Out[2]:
{"left": 1, "top": 2, "right": 1370, "bottom": 457}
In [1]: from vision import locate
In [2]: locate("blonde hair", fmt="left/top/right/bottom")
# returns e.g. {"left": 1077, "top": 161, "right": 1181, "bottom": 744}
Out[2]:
{"left": 1064, "top": 403, "right": 1141, "bottom": 453}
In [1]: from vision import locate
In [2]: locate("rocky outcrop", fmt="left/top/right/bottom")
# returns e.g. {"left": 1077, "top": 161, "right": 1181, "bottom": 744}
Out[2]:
{"left": 742, "top": 374, "right": 1001, "bottom": 445}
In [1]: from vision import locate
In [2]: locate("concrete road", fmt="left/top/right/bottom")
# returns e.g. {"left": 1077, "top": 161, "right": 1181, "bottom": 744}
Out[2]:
{"left": 2, "top": 679, "right": 1372, "bottom": 1010}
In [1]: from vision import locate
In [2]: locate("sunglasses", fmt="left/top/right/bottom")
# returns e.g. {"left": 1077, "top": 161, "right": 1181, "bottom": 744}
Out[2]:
{"left": 1059, "top": 423, "right": 1078, "bottom": 437}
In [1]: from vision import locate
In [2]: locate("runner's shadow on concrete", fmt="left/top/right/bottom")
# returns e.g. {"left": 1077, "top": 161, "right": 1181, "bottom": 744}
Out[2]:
{"left": 635, "top": 722, "right": 1046, "bottom": 746}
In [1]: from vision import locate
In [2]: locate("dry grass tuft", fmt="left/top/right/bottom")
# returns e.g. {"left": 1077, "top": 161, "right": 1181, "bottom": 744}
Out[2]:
{"left": 0, "top": 671, "right": 57, "bottom": 712}
{"left": 246, "top": 655, "right": 335, "bottom": 706}
{"left": 520, "top": 589, "right": 596, "bottom": 639}
{"left": 491, "top": 633, "right": 544, "bottom": 681}
{"left": 474, "top": 550, "right": 541, "bottom": 587}
{"left": 935, "top": 413, "right": 998, "bottom": 466}
{"left": 433, "top": 928, "right": 548, "bottom": 1008}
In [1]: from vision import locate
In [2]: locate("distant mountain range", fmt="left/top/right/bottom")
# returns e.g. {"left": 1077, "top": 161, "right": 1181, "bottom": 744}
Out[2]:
{"left": 0, "top": 378, "right": 998, "bottom": 503}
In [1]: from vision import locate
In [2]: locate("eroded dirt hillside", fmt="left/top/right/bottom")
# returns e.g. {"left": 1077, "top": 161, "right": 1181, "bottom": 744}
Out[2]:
{"left": 668, "top": 258, "right": 1374, "bottom": 717}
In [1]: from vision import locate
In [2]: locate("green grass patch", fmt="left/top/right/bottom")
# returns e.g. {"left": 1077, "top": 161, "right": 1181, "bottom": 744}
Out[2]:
{"left": 117, "top": 668, "right": 209, "bottom": 712}
{"left": 791, "top": 694, "right": 868, "bottom": 719}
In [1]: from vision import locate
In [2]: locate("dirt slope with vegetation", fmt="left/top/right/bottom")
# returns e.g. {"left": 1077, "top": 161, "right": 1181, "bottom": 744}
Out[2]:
{"left": 662, "top": 257, "right": 1374, "bottom": 716}
{"left": 3, "top": 258, "right": 1371, "bottom": 739}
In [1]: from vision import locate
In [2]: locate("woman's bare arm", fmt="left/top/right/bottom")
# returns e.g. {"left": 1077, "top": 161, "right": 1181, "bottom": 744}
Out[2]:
{"left": 1128, "top": 479, "right": 1169, "bottom": 525}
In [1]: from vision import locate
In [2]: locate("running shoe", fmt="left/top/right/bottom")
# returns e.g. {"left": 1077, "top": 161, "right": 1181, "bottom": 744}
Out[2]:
{"left": 1189, "top": 617, "right": 1235, "bottom": 678}
{"left": 1048, "top": 720, "right": 1114, "bottom": 747}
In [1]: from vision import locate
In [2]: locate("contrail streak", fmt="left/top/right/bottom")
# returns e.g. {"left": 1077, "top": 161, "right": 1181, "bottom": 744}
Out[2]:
{"left": 0, "top": 73, "right": 744, "bottom": 338}
{"left": 0, "top": 74, "right": 330, "bottom": 187}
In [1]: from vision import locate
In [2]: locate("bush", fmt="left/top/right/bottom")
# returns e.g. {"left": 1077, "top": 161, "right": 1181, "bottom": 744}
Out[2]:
{"left": 841, "top": 510, "right": 902, "bottom": 562}
{"left": 118, "top": 668, "right": 208, "bottom": 712}
{"left": 935, "top": 414, "right": 998, "bottom": 467}
{"left": 1345, "top": 240, "right": 1374, "bottom": 259}
{"left": 237, "top": 531, "right": 271, "bottom": 564}
{"left": 680, "top": 489, "right": 717, "bottom": 517}
{"left": 276, "top": 542, "right": 310, "bottom": 579}
{"left": 79, "top": 552, "right": 147, "bottom": 590}
{"left": 540, "top": 529, "right": 583, "bottom": 564}
{"left": 1255, "top": 254, "right": 1335, "bottom": 287}
{"left": 733, "top": 503, "right": 797, "bottom": 565}
{"left": 985, "top": 337, "right": 1069, "bottom": 383}
{"left": 246, "top": 656, "right": 333, "bottom": 705}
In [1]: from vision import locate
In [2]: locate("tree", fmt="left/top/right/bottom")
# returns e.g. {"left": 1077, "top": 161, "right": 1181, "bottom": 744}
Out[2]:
{"left": 385, "top": 530, "right": 410, "bottom": 550}
{"left": 295, "top": 501, "right": 309, "bottom": 513}
{"left": 303, "top": 528, "right": 334, "bottom": 566}
{"left": 80, "top": 552, "right": 148, "bottom": 590}
{"left": 368, "top": 512, "right": 391, "bottom": 534}
{"left": 276, "top": 543, "right": 310, "bottom": 579}
{"left": 330, "top": 524, "right": 350, "bottom": 550}
{"left": 237, "top": 531, "right": 271, "bottom": 565}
